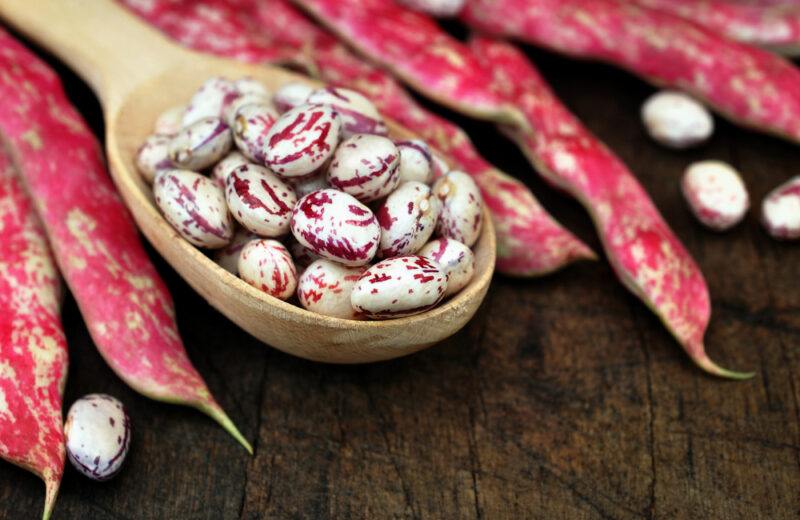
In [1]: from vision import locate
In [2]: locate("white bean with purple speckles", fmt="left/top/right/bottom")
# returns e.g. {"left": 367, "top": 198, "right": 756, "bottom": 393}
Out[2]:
{"left": 224, "top": 92, "right": 272, "bottom": 127}
{"left": 238, "top": 239, "right": 298, "bottom": 300}
{"left": 433, "top": 171, "right": 483, "bottom": 247}
{"left": 181, "top": 76, "right": 238, "bottom": 127}
{"left": 226, "top": 164, "right": 297, "bottom": 237}
{"left": 169, "top": 117, "right": 232, "bottom": 171}
{"left": 154, "top": 105, "right": 184, "bottom": 135}
{"left": 290, "top": 189, "right": 379, "bottom": 266}
{"left": 419, "top": 238, "right": 474, "bottom": 297}
{"left": 641, "top": 91, "right": 714, "bottom": 149}
{"left": 762, "top": 176, "right": 800, "bottom": 240}
{"left": 307, "top": 86, "right": 388, "bottom": 138}
{"left": 297, "top": 260, "right": 367, "bottom": 319}
{"left": 288, "top": 172, "right": 330, "bottom": 198}
{"left": 681, "top": 161, "right": 749, "bottom": 231}
{"left": 351, "top": 256, "right": 447, "bottom": 319}
{"left": 232, "top": 103, "right": 279, "bottom": 164}
{"left": 287, "top": 237, "right": 324, "bottom": 268}
{"left": 377, "top": 181, "right": 440, "bottom": 258}
{"left": 264, "top": 104, "right": 341, "bottom": 178}
{"left": 273, "top": 82, "right": 314, "bottom": 113}
{"left": 327, "top": 134, "right": 400, "bottom": 202}
{"left": 214, "top": 227, "right": 259, "bottom": 275}
{"left": 65, "top": 394, "right": 131, "bottom": 481}
{"left": 396, "top": 140, "right": 434, "bottom": 184}
{"left": 234, "top": 77, "right": 270, "bottom": 97}
{"left": 154, "top": 169, "right": 233, "bottom": 249}
{"left": 136, "top": 133, "right": 173, "bottom": 183}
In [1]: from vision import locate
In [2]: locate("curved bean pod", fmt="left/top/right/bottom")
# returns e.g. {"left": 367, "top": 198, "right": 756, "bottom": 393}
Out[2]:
{"left": 0, "top": 150, "right": 67, "bottom": 520}
{"left": 0, "top": 30, "right": 251, "bottom": 451}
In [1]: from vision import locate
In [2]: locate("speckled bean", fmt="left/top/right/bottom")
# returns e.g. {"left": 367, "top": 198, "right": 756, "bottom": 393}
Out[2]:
{"left": 64, "top": 394, "right": 131, "bottom": 481}
{"left": 642, "top": 91, "right": 714, "bottom": 149}
{"left": 351, "top": 256, "right": 447, "bottom": 319}
{"left": 212, "top": 150, "right": 251, "bottom": 187}
{"left": 287, "top": 237, "right": 325, "bottom": 268}
{"left": 232, "top": 103, "right": 279, "bottom": 164}
{"left": 396, "top": 140, "right": 434, "bottom": 184}
{"left": 264, "top": 104, "right": 341, "bottom": 178}
{"left": 223, "top": 92, "right": 272, "bottom": 127}
{"left": 238, "top": 239, "right": 298, "bottom": 300}
{"left": 297, "top": 259, "right": 367, "bottom": 319}
{"left": 181, "top": 76, "right": 238, "bottom": 127}
{"left": 290, "top": 189, "right": 380, "bottom": 266}
{"left": 327, "top": 134, "right": 400, "bottom": 202}
{"left": 377, "top": 181, "right": 440, "bottom": 258}
{"left": 135, "top": 133, "right": 173, "bottom": 183}
{"left": 307, "top": 86, "right": 388, "bottom": 138}
{"left": 154, "top": 169, "right": 233, "bottom": 249}
{"left": 226, "top": 163, "right": 297, "bottom": 237}
{"left": 234, "top": 77, "right": 270, "bottom": 97}
{"left": 154, "top": 105, "right": 184, "bottom": 135}
{"left": 169, "top": 117, "right": 233, "bottom": 171}
{"left": 681, "top": 160, "right": 749, "bottom": 231}
{"left": 762, "top": 176, "right": 800, "bottom": 240}
{"left": 419, "top": 238, "right": 475, "bottom": 297}
{"left": 288, "top": 172, "right": 330, "bottom": 198}
{"left": 273, "top": 82, "right": 314, "bottom": 113}
{"left": 433, "top": 171, "right": 483, "bottom": 246}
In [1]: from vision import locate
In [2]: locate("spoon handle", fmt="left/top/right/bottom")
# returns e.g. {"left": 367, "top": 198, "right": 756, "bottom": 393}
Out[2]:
{"left": 0, "top": 0, "right": 189, "bottom": 110}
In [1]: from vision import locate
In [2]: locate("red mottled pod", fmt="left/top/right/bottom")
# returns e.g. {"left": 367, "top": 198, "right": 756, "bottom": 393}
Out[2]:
{"left": 265, "top": 104, "right": 342, "bottom": 177}
{"left": 0, "top": 150, "right": 67, "bottom": 520}
{"left": 135, "top": 133, "right": 174, "bottom": 183}
{"left": 154, "top": 105, "right": 184, "bottom": 135}
{"left": 351, "top": 255, "right": 447, "bottom": 319}
{"left": 238, "top": 238, "right": 298, "bottom": 299}
{"left": 292, "top": 0, "right": 523, "bottom": 125}
{"left": 182, "top": 76, "right": 238, "bottom": 127}
{"left": 461, "top": 0, "right": 800, "bottom": 145}
{"left": 633, "top": 0, "right": 800, "bottom": 56}
{"left": 396, "top": 140, "right": 433, "bottom": 184}
{"left": 291, "top": 189, "right": 380, "bottom": 266}
{"left": 232, "top": 102, "right": 279, "bottom": 164}
{"left": 761, "top": 176, "right": 800, "bottom": 240}
{"left": 470, "top": 36, "right": 752, "bottom": 378}
{"left": 0, "top": 29, "right": 250, "bottom": 450}
{"left": 169, "top": 116, "right": 233, "bottom": 171}
{"left": 682, "top": 161, "right": 749, "bottom": 231}
{"left": 273, "top": 82, "right": 314, "bottom": 113}
{"left": 288, "top": 172, "right": 330, "bottom": 198}
{"left": 327, "top": 134, "right": 401, "bottom": 202}
{"left": 297, "top": 259, "right": 367, "bottom": 318}
{"left": 214, "top": 227, "right": 259, "bottom": 274}
{"left": 226, "top": 163, "right": 297, "bottom": 237}
{"left": 64, "top": 394, "right": 131, "bottom": 482}
{"left": 307, "top": 86, "right": 388, "bottom": 138}
{"left": 212, "top": 150, "right": 251, "bottom": 187}
{"left": 642, "top": 91, "right": 714, "bottom": 149}
{"left": 377, "top": 181, "right": 441, "bottom": 258}
{"left": 433, "top": 171, "right": 483, "bottom": 247}
{"left": 154, "top": 169, "right": 234, "bottom": 248}
{"left": 397, "top": 0, "right": 465, "bottom": 17}
{"left": 419, "top": 237, "right": 475, "bottom": 297}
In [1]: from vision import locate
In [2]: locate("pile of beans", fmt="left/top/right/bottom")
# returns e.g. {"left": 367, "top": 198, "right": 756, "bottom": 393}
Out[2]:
{"left": 137, "top": 77, "right": 482, "bottom": 320}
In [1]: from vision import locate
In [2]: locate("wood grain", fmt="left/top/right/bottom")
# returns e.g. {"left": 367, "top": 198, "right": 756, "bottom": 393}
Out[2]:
{"left": 0, "top": 29, "right": 798, "bottom": 520}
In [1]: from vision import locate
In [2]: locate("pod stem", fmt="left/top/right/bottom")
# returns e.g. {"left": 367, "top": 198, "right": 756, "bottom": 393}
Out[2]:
{"left": 197, "top": 402, "right": 254, "bottom": 455}
{"left": 694, "top": 354, "right": 755, "bottom": 380}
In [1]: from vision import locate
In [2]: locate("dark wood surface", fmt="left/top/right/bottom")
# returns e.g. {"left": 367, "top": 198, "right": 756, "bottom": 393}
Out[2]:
{"left": 1, "top": 32, "right": 799, "bottom": 520}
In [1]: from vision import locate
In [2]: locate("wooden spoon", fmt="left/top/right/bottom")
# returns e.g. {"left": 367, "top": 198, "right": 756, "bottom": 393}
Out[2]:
{"left": 0, "top": 0, "right": 495, "bottom": 363}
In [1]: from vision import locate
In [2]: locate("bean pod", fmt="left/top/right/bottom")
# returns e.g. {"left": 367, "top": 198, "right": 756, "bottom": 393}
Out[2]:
{"left": 377, "top": 181, "right": 440, "bottom": 258}
{"left": 225, "top": 163, "right": 297, "bottom": 237}
{"left": 64, "top": 394, "right": 131, "bottom": 482}
{"left": 238, "top": 239, "right": 298, "bottom": 299}
{"left": 290, "top": 189, "right": 380, "bottom": 266}
{"left": 351, "top": 256, "right": 447, "bottom": 319}
{"left": 264, "top": 104, "right": 341, "bottom": 178}
{"left": 297, "top": 259, "right": 367, "bottom": 319}
{"left": 328, "top": 134, "right": 401, "bottom": 202}
{"left": 419, "top": 237, "right": 475, "bottom": 297}
{"left": 154, "top": 169, "right": 233, "bottom": 248}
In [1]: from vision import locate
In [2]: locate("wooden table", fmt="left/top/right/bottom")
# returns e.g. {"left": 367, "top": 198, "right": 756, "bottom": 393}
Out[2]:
{"left": 1, "top": 35, "right": 798, "bottom": 520}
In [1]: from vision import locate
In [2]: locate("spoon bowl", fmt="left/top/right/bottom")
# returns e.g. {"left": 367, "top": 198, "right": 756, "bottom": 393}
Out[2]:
{"left": 0, "top": 0, "right": 495, "bottom": 363}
